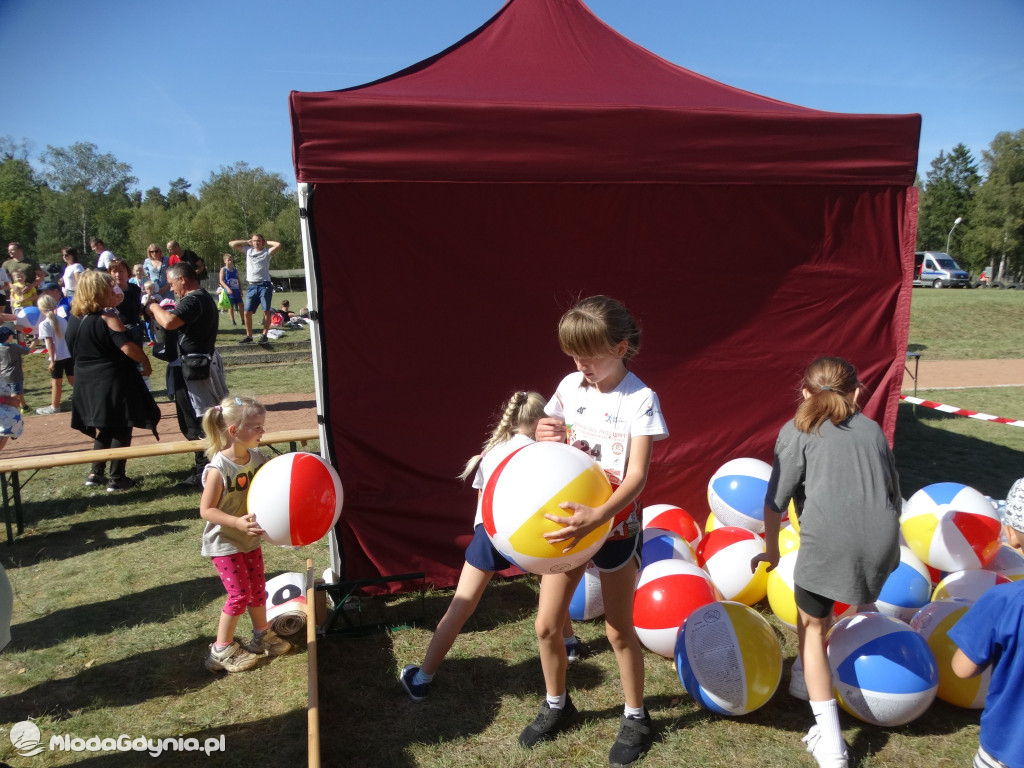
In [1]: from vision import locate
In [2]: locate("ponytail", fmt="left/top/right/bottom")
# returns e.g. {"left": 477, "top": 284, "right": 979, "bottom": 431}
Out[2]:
{"left": 36, "top": 295, "right": 62, "bottom": 340}
{"left": 794, "top": 357, "right": 860, "bottom": 434}
{"left": 202, "top": 395, "right": 266, "bottom": 459}
{"left": 459, "top": 391, "right": 548, "bottom": 481}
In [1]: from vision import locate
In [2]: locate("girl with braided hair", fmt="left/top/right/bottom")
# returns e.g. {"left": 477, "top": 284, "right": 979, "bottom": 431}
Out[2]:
{"left": 401, "top": 390, "right": 581, "bottom": 701}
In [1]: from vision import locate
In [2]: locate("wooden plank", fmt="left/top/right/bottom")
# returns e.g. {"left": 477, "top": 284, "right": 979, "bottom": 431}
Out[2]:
{"left": 0, "top": 429, "right": 320, "bottom": 473}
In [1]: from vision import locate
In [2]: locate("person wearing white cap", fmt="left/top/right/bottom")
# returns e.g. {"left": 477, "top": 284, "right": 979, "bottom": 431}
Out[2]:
{"left": 950, "top": 478, "right": 1024, "bottom": 768}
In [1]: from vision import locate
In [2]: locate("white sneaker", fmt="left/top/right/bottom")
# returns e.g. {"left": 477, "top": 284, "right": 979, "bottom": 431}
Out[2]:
{"left": 789, "top": 658, "right": 809, "bottom": 700}
{"left": 35, "top": 405, "right": 59, "bottom": 415}
{"left": 802, "top": 725, "right": 849, "bottom": 768}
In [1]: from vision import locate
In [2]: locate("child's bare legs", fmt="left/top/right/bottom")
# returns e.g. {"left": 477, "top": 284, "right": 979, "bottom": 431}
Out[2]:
{"left": 422, "top": 562, "right": 494, "bottom": 675}
{"left": 600, "top": 558, "right": 644, "bottom": 709}
{"left": 49, "top": 377, "right": 62, "bottom": 409}
{"left": 797, "top": 608, "right": 832, "bottom": 702}
{"left": 536, "top": 567, "right": 583, "bottom": 697}
{"left": 249, "top": 604, "right": 270, "bottom": 633}
{"left": 216, "top": 610, "right": 244, "bottom": 647}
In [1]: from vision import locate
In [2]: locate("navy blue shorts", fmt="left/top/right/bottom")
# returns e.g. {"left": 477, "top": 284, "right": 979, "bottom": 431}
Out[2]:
{"left": 464, "top": 524, "right": 512, "bottom": 572}
{"left": 591, "top": 533, "right": 640, "bottom": 573}
{"left": 245, "top": 282, "right": 274, "bottom": 313}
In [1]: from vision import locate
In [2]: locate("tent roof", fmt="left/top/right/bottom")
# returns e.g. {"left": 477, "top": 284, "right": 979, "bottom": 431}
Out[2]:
{"left": 290, "top": 0, "right": 920, "bottom": 185}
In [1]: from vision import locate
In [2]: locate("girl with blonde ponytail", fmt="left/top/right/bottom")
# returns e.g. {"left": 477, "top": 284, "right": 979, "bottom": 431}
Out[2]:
{"left": 402, "top": 390, "right": 581, "bottom": 701}
{"left": 34, "top": 294, "right": 73, "bottom": 415}
{"left": 754, "top": 357, "right": 901, "bottom": 767}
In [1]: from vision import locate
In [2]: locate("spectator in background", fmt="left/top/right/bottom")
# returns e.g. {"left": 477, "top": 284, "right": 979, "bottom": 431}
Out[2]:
{"left": 218, "top": 253, "right": 243, "bottom": 326}
{"left": 228, "top": 233, "right": 281, "bottom": 344}
{"left": 144, "top": 261, "right": 227, "bottom": 486}
{"left": 130, "top": 263, "right": 146, "bottom": 288}
{"left": 67, "top": 270, "right": 159, "bottom": 492}
{"left": 4, "top": 242, "right": 44, "bottom": 304}
{"left": 35, "top": 294, "right": 73, "bottom": 415}
{"left": 0, "top": 326, "right": 29, "bottom": 413}
{"left": 36, "top": 281, "right": 71, "bottom": 320}
{"left": 167, "top": 240, "right": 208, "bottom": 283}
{"left": 90, "top": 237, "right": 116, "bottom": 271}
{"left": 8, "top": 268, "right": 36, "bottom": 312}
{"left": 143, "top": 243, "right": 170, "bottom": 298}
{"left": 107, "top": 257, "right": 144, "bottom": 345}
{"left": 61, "top": 247, "right": 85, "bottom": 300}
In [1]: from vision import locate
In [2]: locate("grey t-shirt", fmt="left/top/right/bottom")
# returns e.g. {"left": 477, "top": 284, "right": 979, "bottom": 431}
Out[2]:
{"left": 244, "top": 247, "right": 272, "bottom": 284}
{"left": 766, "top": 412, "right": 901, "bottom": 605}
{"left": 200, "top": 448, "right": 268, "bottom": 557}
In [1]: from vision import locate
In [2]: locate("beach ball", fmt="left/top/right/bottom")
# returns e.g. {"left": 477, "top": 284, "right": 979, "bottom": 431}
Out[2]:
{"left": 569, "top": 562, "right": 605, "bottom": 621}
{"left": 14, "top": 306, "right": 40, "bottom": 332}
{"left": 675, "top": 601, "right": 782, "bottom": 716}
{"left": 641, "top": 528, "right": 696, "bottom": 568}
{"left": 826, "top": 612, "right": 938, "bottom": 726}
{"left": 931, "top": 569, "right": 1010, "bottom": 603}
{"left": 910, "top": 599, "right": 990, "bottom": 708}
{"left": 874, "top": 546, "right": 933, "bottom": 623}
{"left": 766, "top": 551, "right": 800, "bottom": 631}
{"left": 983, "top": 544, "right": 1024, "bottom": 581}
{"left": 901, "top": 483, "right": 1002, "bottom": 571}
{"left": 695, "top": 527, "right": 769, "bottom": 606}
{"left": 482, "top": 441, "right": 613, "bottom": 575}
{"left": 634, "top": 559, "right": 720, "bottom": 658}
{"left": 643, "top": 504, "right": 702, "bottom": 548}
{"left": 778, "top": 523, "right": 800, "bottom": 556}
{"left": 707, "top": 458, "right": 772, "bottom": 533}
{"left": 704, "top": 512, "right": 728, "bottom": 533}
{"left": 249, "top": 452, "right": 343, "bottom": 547}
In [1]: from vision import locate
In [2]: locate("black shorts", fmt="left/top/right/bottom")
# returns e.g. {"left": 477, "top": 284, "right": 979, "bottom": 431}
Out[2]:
{"left": 794, "top": 584, "right": 834, "bottom": 620}
{"left": 50, "top": 358, "right": 73, "bottom": 380}
{"left": 591, "top": 533, "right": 640, "bottom": 573}
{"left": 464, "top": 524, "right": 512, "bottom": 572}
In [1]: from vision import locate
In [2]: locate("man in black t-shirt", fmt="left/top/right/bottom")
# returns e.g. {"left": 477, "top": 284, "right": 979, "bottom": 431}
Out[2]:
{"left": 145, "top": 262, "right": 227, "bottom": 484}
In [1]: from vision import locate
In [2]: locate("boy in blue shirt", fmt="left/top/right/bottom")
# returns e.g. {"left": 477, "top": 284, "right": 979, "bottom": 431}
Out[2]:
{"left": 950, "top": 479, "right": 1024, "bottom": 768}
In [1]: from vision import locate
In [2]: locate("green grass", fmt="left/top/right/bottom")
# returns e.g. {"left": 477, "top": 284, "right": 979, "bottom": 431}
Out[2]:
{"left": 2, "top": 288, "right": 1020, "bottom": 767}
{"left": 907, "top": 288, "right": 1024, "bottom": 360}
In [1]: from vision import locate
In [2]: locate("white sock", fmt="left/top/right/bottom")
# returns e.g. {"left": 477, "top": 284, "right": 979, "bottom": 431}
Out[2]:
{"left": 809, "top": 699, "right": 845, "bottom": 755}
{"left": 546, "top": 692, "right": 567, "bottom": 710}
{"left": 624, "top": 704, "right": 645, "bottom": 719}
{"left": 412, "top": 668, "right": 434, "bottom": 686}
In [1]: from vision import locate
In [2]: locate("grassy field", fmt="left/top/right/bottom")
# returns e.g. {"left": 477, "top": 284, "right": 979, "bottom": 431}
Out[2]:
{"left": 1, "top": 287, "right": 1021, "bottom": 767}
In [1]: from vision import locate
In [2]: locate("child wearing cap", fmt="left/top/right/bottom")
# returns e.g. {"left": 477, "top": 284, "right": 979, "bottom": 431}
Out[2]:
{"left": 949, "top": 479, "right": 1024, "bottom": 768}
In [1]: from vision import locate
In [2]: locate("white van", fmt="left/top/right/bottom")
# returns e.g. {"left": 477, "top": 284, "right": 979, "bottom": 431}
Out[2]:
{"left": 913, "top": 251, "right": 970, "bottom": 288}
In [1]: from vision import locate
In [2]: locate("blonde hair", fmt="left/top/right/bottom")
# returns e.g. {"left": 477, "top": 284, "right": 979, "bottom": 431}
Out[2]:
{"left": 36, "top": 294, "right": 63, "bottom": 340}
{"left": 460, "top": 391, "right": 547, "bottom": 481}
{"left": 794, "top": 357, "right": 861, "bottom": 434}
{"left": 71, "top": 270, "right": 115, "bottom": 317}
{"left": 201, "top": 395, "right": 267, "bottom": 459}
{"left": 557, "top": 295, "right": 641, "bottom": 364}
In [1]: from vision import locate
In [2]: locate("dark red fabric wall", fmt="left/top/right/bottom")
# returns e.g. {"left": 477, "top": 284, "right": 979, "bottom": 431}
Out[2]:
{"left": 313, "top": 181, "right": 913, "bottom": 587}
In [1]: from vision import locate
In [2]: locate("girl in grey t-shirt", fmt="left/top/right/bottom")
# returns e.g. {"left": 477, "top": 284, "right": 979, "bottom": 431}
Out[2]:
{"left": 754, "top": 356, "right": 900, "bottom": 768}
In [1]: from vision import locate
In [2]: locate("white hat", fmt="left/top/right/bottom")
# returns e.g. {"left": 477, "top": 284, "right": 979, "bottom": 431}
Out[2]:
{"left": 1004, "top": 478, "right": 1024, "bottom": 533}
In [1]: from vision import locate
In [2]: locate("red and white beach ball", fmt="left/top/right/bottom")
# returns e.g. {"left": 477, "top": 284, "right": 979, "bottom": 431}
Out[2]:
{"left": 249, "top": 452, "right": 343, "bottom": 547}
{"left": 900, "top": 483, "right": 1002, "bottom": 572}
{"left": 642, "top": 504, "right": 702, "bottom": 548}
{"left": 983, "top": 544, "right": 1024, "bottom": 582}
{"left": 707, "top": 458, "right": 772, "bottom": 534}
{"left": 695, "top": 526, "right": 769, "bottom": 606}
{"left": 482, "top": 441, "right": 613, "bottom": 575}
{"left": 910, "top": 599, "right": 991, "bottom": 709}
{"left": 634, "top": 559, "right": 720, "bottom": 658}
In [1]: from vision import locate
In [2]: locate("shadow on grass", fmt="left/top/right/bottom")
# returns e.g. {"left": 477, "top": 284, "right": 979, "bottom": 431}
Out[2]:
{"left": 6, "top": 576, "right": 222, "bottom": 651}
{"left": 894, "top": 404, "right": 1024, "bottom": 497}
{"left": 0, "top": 638, "right": 225, "bottom": 722}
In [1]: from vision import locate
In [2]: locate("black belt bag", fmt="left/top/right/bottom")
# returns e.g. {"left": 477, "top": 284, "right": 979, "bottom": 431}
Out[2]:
{"left": 180, "top": 353, "right": 213, "bottom": 381}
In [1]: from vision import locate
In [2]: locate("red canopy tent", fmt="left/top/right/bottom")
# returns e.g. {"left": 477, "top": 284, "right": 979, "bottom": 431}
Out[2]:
{"left": 290, "top": 0, "right": 920, "bottom": 588}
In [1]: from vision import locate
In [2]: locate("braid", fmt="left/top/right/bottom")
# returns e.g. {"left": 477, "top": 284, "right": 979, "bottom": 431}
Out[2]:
{"left": 458, "top": 391, "right": 547, "bottom": 481}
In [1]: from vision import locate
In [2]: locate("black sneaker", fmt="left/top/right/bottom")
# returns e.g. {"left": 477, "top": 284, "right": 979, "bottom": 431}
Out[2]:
{"left": 177, "top": 470, "right": 203, "bottom": 488}
{"left": 84, "top": 473, "right": 107, "bottom": 487}
{"left": 106, "top": 476, "right": 137, "bottom": 493}
{"left": 238, "top": 336, "right": 253, "bottom": 344}
{"left": 399, "top": 664, "right": 430, "bottom": 702}
{"left": 608, "top": 713, "right": 653, "bottom": 768}
{"left": 257, "top": 334, "right": 269, "bottom": 344}
{"left": 518, "top": 697, "right": 577, "bottom": 748}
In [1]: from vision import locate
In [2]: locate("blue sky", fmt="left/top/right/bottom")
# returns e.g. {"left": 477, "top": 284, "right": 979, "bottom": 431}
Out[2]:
{"left": 1, "top": 0, "right": 1021, "bottom": 194}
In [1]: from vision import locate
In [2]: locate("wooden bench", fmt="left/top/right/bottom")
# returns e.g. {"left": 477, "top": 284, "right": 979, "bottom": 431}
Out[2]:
{"left": 1, "top": 428, "right": 320, "bottom": 543}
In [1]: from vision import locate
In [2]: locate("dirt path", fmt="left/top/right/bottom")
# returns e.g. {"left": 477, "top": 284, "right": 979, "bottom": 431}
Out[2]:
{"left": 3, "top": 359, "right": 1020, "bottom": 460}
{"left": 1, "top": 392, "right": 317, "bottom": 460}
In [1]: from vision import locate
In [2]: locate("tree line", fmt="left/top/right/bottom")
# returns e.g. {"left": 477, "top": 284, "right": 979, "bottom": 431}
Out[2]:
{"left": 0, "top": 137, "right": 301, "bottom": 278}
{"left": 2, "top": 130, "right": 1021, "bottom": 283}
{"left": 916, "top": 129, "right": 1024, "bottom": 282}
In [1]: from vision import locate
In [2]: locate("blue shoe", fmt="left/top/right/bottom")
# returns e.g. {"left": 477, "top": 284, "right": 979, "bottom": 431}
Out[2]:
{"left": 400, "top": 664, "right": 430, "bottom": 702}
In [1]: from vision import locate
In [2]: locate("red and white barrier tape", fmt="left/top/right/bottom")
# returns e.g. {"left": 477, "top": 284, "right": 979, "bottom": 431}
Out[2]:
{"left": 900, "top": 395, "right": 1024, "bottom": 427}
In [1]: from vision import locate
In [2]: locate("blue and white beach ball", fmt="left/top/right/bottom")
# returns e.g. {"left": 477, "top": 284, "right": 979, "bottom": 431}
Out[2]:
{"left": 875, "top": 546, "right": 933, "bottom": 623}
{"left": 569, "top": 562, "right": 604, "bottom": 621}
{"left": 706, "top": 458, "right": 772, "bottom": 534}
{"left": 826, "top": 612, "right": 938, "bottom": 726}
